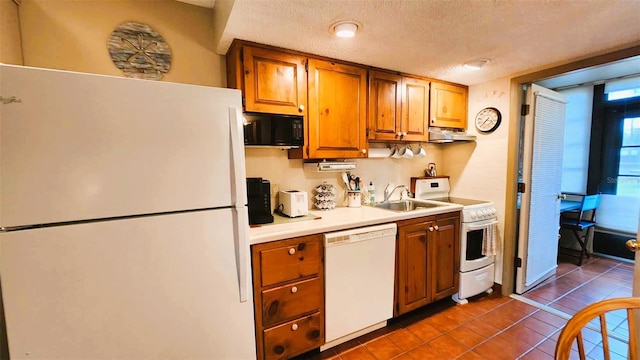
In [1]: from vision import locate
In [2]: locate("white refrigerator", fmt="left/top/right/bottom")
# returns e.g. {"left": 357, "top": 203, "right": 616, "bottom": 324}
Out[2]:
{"left": 0, "top": 64, "right": 257, "bottom": 359}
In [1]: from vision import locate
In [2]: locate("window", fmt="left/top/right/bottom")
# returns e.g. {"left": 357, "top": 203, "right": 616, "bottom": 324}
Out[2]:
{"left": 594, "top": 86, "right": 640, "bottom": 196}
{"left": 617, "top": 117, "right": 640, "bottom": 196}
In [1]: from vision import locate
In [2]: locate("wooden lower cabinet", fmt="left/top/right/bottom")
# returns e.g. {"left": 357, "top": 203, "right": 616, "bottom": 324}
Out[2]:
{"left": 251, "top": 234, "right": 325, "bottom": 360}
{"left": 395, "top": 212, "right": 460, "bottom": 316}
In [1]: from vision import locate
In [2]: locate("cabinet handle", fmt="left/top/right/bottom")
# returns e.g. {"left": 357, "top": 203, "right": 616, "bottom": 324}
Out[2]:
{"left": 434, "top": 225, "right": 439, "bottom": 230}
{"left": 291, "top": 286, "right": 298, "bottom": 294}
{"left": 361, "top": 148, "right": 367, "bottom": 154}
{"left": 429, "top": 226, "right": 434, "bottom": 232}
{"left": 288, "top": 248, "right": 296, "bottom": 255}
{"left": 291, "top": 323, "right": 299, "bottom": 331}
{"left": 298, "top": 104, "right": 305, "bottom": 112}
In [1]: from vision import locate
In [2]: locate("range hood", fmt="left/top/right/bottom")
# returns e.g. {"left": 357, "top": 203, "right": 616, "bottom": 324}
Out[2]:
{"left": 428, "top": 127, "right": 477, "bottom": 143}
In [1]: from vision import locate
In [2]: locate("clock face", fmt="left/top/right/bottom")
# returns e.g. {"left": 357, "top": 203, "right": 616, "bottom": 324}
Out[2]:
{"left": 475, "top": 107, "right": 502, "bottom": 133}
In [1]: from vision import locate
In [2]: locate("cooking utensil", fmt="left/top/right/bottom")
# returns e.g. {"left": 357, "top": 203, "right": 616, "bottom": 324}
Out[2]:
{"left": 341, "top": 172, "right": 351, "bottom": 190}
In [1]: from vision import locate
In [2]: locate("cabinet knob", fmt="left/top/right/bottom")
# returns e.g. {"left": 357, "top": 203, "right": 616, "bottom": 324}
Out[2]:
{"left": 429, "top": 226, "right": 434, "bottom": 232}
{"left": 431, "top": 118, "right": 436, "bottom": 124}
{"left": 288, "top": 248, "right": 296, "bottom": 255}
{"left": 402, "top": 132, "right": 407, "bottom": 136}
{"left": 291, "top": 323, "right": 299, "bottom": 331}
{"left": 434, "top": 225, "right": 439, "bottom": 230}
{"left": 396, "top": 132, "right": 402, "bottom": 137}
{"left": 361, "top": 148, "right": 367, "bottom": 154}
{"left": 290, "top": 286, "right": 298, "bottom": 294}
{"left": 298, "top": 104, "right": 305, "bottom": 112}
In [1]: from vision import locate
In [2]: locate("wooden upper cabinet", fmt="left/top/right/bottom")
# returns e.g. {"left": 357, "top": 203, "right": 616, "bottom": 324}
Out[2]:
{"left": 242, "top": 46, "right": 307, "bottom": 116}
{"left": 401, "top": 77, "right": 430, "bottom": 141}
{"left": 430, "top": 82, "right": 468, "bottom": 129}
{"left": 369, "top": 72, "right": 429, "bottom": 142}
{"left": 368, "top": 71, "right": 402, "bottom": 141}
{"left": 307, "top": 59, "right": 368, "bottom": 159}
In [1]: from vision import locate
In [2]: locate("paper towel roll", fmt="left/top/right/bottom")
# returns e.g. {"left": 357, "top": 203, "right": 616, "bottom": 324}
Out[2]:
{"left": 368, "top": 147, "right": 392, "bottom": 158}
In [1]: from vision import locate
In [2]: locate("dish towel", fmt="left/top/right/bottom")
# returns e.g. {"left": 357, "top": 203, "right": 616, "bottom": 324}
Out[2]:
{"left": 482, "top": 223, "right": 499, "bottom": 256}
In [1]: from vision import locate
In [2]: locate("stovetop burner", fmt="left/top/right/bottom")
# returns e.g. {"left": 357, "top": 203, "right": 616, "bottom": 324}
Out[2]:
{"left": 430, "top": 197, "right": 490, "bottom": 206}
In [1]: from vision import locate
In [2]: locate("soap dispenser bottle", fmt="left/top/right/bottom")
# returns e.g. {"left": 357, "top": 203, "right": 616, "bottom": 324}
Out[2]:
{"left": 368, "top": 182, "right": 375, "bottom": 205}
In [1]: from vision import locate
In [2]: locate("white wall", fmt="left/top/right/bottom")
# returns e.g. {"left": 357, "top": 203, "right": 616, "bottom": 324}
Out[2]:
{"left": 244, "top": 145, "right": 444, "bottom": 211}
{"left": 443, "top": 77, "right": 512, "bottom": 284}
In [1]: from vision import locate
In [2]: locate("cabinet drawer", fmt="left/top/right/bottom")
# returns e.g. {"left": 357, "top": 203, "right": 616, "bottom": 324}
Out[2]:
{"left": 259, "top": 239, "right": 321, "bottom": 286}
{"left": 263, "top": 312, "right": 323, "bottom": 360}
{"left": 262, "top": 277, "right": 322, "bottom": 327}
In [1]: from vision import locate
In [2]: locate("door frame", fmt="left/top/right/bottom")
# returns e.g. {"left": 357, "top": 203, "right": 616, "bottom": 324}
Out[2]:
{"left": 501, "top": 45, "right": 640, "bottom": 295}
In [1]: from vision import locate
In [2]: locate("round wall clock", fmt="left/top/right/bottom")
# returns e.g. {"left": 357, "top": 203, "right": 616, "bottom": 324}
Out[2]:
{"left": 107, "top": 22, "right": 172, "bottom": 80}
{"left": 475, "top": 107, "right": 502, "bottom": 133}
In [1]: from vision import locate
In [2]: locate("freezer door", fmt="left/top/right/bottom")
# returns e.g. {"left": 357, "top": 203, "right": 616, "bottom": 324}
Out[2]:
{"left": 0, "top": 64, "right": 245, "bottom": 228}
{"left": 0, "top": 210, "right": 256, "bottom": 359}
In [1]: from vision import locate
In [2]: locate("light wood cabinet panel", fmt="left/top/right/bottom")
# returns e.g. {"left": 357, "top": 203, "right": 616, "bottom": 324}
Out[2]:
{"left": 252, "top": 234, "right": 324, "bottom": 360}
{"left": 396, "top": 219, "right": 432, "bottom": 315}
{"left": 432, "top": 215, "right": 460, "bottom": 301}
{"left": 430, "top": 82, "right": 468, "bottom": 129}
{"left": 401, "top": 77, "right": 430, "bottom": 141}
{"left": 368, "top": 73, "right": 429, "bottom": 142}
{"left": 368, "top": 71, "right": 402, "bottom": 141}
{"left": 261, "top": 277, "right": 322, "bottom": 327}
{"left": 307, "top": 59, "right": 368, "bottom": 159}
{"left": 429, "top": 81, "right": 467, "bottom": 129}
{"left": 258, "top": 238, "right": 321, "bottom": 287}
{"left": 395, "top": 212, "right": 460, "bottom": 317}
{"left": 242, "top": 46, "right": 307, "bottom": 116}
{"left": 263, "top": 312, "right": 323, "bottom": 360}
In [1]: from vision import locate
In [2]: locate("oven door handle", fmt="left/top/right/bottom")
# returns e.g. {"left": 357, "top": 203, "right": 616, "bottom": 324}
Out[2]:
{"left": 466, "top": 220, "right": 498, "bottom": 231}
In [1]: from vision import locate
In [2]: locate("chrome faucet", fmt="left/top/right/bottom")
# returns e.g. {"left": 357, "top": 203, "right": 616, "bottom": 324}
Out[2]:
{"left": 383, "top": 184, "right": 407, "bottom": 203}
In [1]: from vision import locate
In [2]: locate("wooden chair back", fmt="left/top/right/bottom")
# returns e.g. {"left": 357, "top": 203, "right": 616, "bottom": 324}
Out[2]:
{"left": 555, "top": 297, "right": 640, "bottom": 360}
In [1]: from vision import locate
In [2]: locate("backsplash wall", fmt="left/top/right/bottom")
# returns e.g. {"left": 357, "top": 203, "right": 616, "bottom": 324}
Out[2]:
{"left": 244, "top": 145, "right": 444, "bottom": 211}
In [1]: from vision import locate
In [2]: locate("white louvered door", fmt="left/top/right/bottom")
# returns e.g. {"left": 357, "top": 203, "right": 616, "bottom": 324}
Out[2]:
{"left": 516, "top": 84, "right": 567, "bottom": 294}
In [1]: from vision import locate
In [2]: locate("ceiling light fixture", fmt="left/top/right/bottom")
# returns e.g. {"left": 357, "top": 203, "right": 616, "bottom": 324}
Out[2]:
{"left": 330, "top": 21, "right": 360, "bottom": 38}
{"left": 463, "top": 58, "right": 491, "bottom": 70}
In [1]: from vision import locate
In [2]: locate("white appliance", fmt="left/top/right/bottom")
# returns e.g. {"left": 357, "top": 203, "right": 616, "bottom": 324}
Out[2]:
{"left": 322, "top": 223, "right": 397, "bottom": 351}
{"left": 414, "top": 178, "right": 497, "bottom": 304}
{"left": 278, "top": 190, "right": 309, "bottom": 217}
{"left": 0, "top": 64, "right": 256, "bottom": 359}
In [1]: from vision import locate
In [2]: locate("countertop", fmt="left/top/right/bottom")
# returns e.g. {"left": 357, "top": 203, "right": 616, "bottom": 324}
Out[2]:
{"left": 249, "top": 202, "right": 463, "bottom": 245}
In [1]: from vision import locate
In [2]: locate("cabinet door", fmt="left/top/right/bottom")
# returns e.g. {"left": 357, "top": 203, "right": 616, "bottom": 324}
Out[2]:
{"left": 307, "top": 59, "right": 367, "bottom": 159}
{"left": 368, "top": 71, "right": 402, "bottom": 141}
{"left": 429, "top": 82, "right": 468, "bottom": 129}
{"left": 396, "top": 221, "right": 433, "bottom": 316}
{"left": 432, "top": 215, "right": 460, "bottom": 301}
{"left": 401, "top": 77, "right": 430, "bottom": 142}
{"left": 243, "top": 47, "right": 307, "bottom": 116}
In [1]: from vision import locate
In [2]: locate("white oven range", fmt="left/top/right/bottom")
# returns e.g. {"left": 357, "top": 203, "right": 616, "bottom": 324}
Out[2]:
{"left": 413, "top": 178, "right": 497, "bottom": 304}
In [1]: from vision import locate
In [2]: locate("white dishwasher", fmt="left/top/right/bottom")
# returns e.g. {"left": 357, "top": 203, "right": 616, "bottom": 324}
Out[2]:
{"left": 321, "top": 223, "right": 397, "bottom": 351}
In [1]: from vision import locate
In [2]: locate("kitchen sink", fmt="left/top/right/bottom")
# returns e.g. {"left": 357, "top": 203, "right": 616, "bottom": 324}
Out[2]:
{"left": 373, "top": 200, "right": 444, "bottom": 212}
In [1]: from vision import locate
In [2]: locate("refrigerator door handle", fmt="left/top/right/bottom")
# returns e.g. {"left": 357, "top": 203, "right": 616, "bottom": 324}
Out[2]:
{"left": 229, "top": 106, "right": 250, "bottom": 303}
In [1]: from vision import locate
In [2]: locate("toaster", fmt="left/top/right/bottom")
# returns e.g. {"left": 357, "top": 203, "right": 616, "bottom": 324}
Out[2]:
{"left": 279, "top": 190, "right": 309, "bottom": 217}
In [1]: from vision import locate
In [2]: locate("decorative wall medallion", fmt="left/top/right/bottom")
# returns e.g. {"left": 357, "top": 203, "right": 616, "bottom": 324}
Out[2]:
{"left": 107, "top": 22, "right": 171, "bottom": 80}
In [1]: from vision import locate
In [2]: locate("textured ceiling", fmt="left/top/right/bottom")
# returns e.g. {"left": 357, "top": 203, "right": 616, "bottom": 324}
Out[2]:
{"left": 214, "top": 0, "right": 640, "bottom": 86}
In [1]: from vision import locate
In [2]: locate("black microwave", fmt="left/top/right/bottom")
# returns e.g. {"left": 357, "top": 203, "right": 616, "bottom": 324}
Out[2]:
{"left": 243, "top": 112, "right": 304, "bottom": 146}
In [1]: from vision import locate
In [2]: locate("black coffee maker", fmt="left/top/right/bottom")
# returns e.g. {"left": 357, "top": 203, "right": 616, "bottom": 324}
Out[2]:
{"left": 246, "top": 177, "right": 274, "bottom": 225}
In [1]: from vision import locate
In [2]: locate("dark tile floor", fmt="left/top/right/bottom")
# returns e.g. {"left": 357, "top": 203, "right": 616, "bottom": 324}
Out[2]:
{"left": 293, "top": 254, "right": 634, "bottom": 360}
